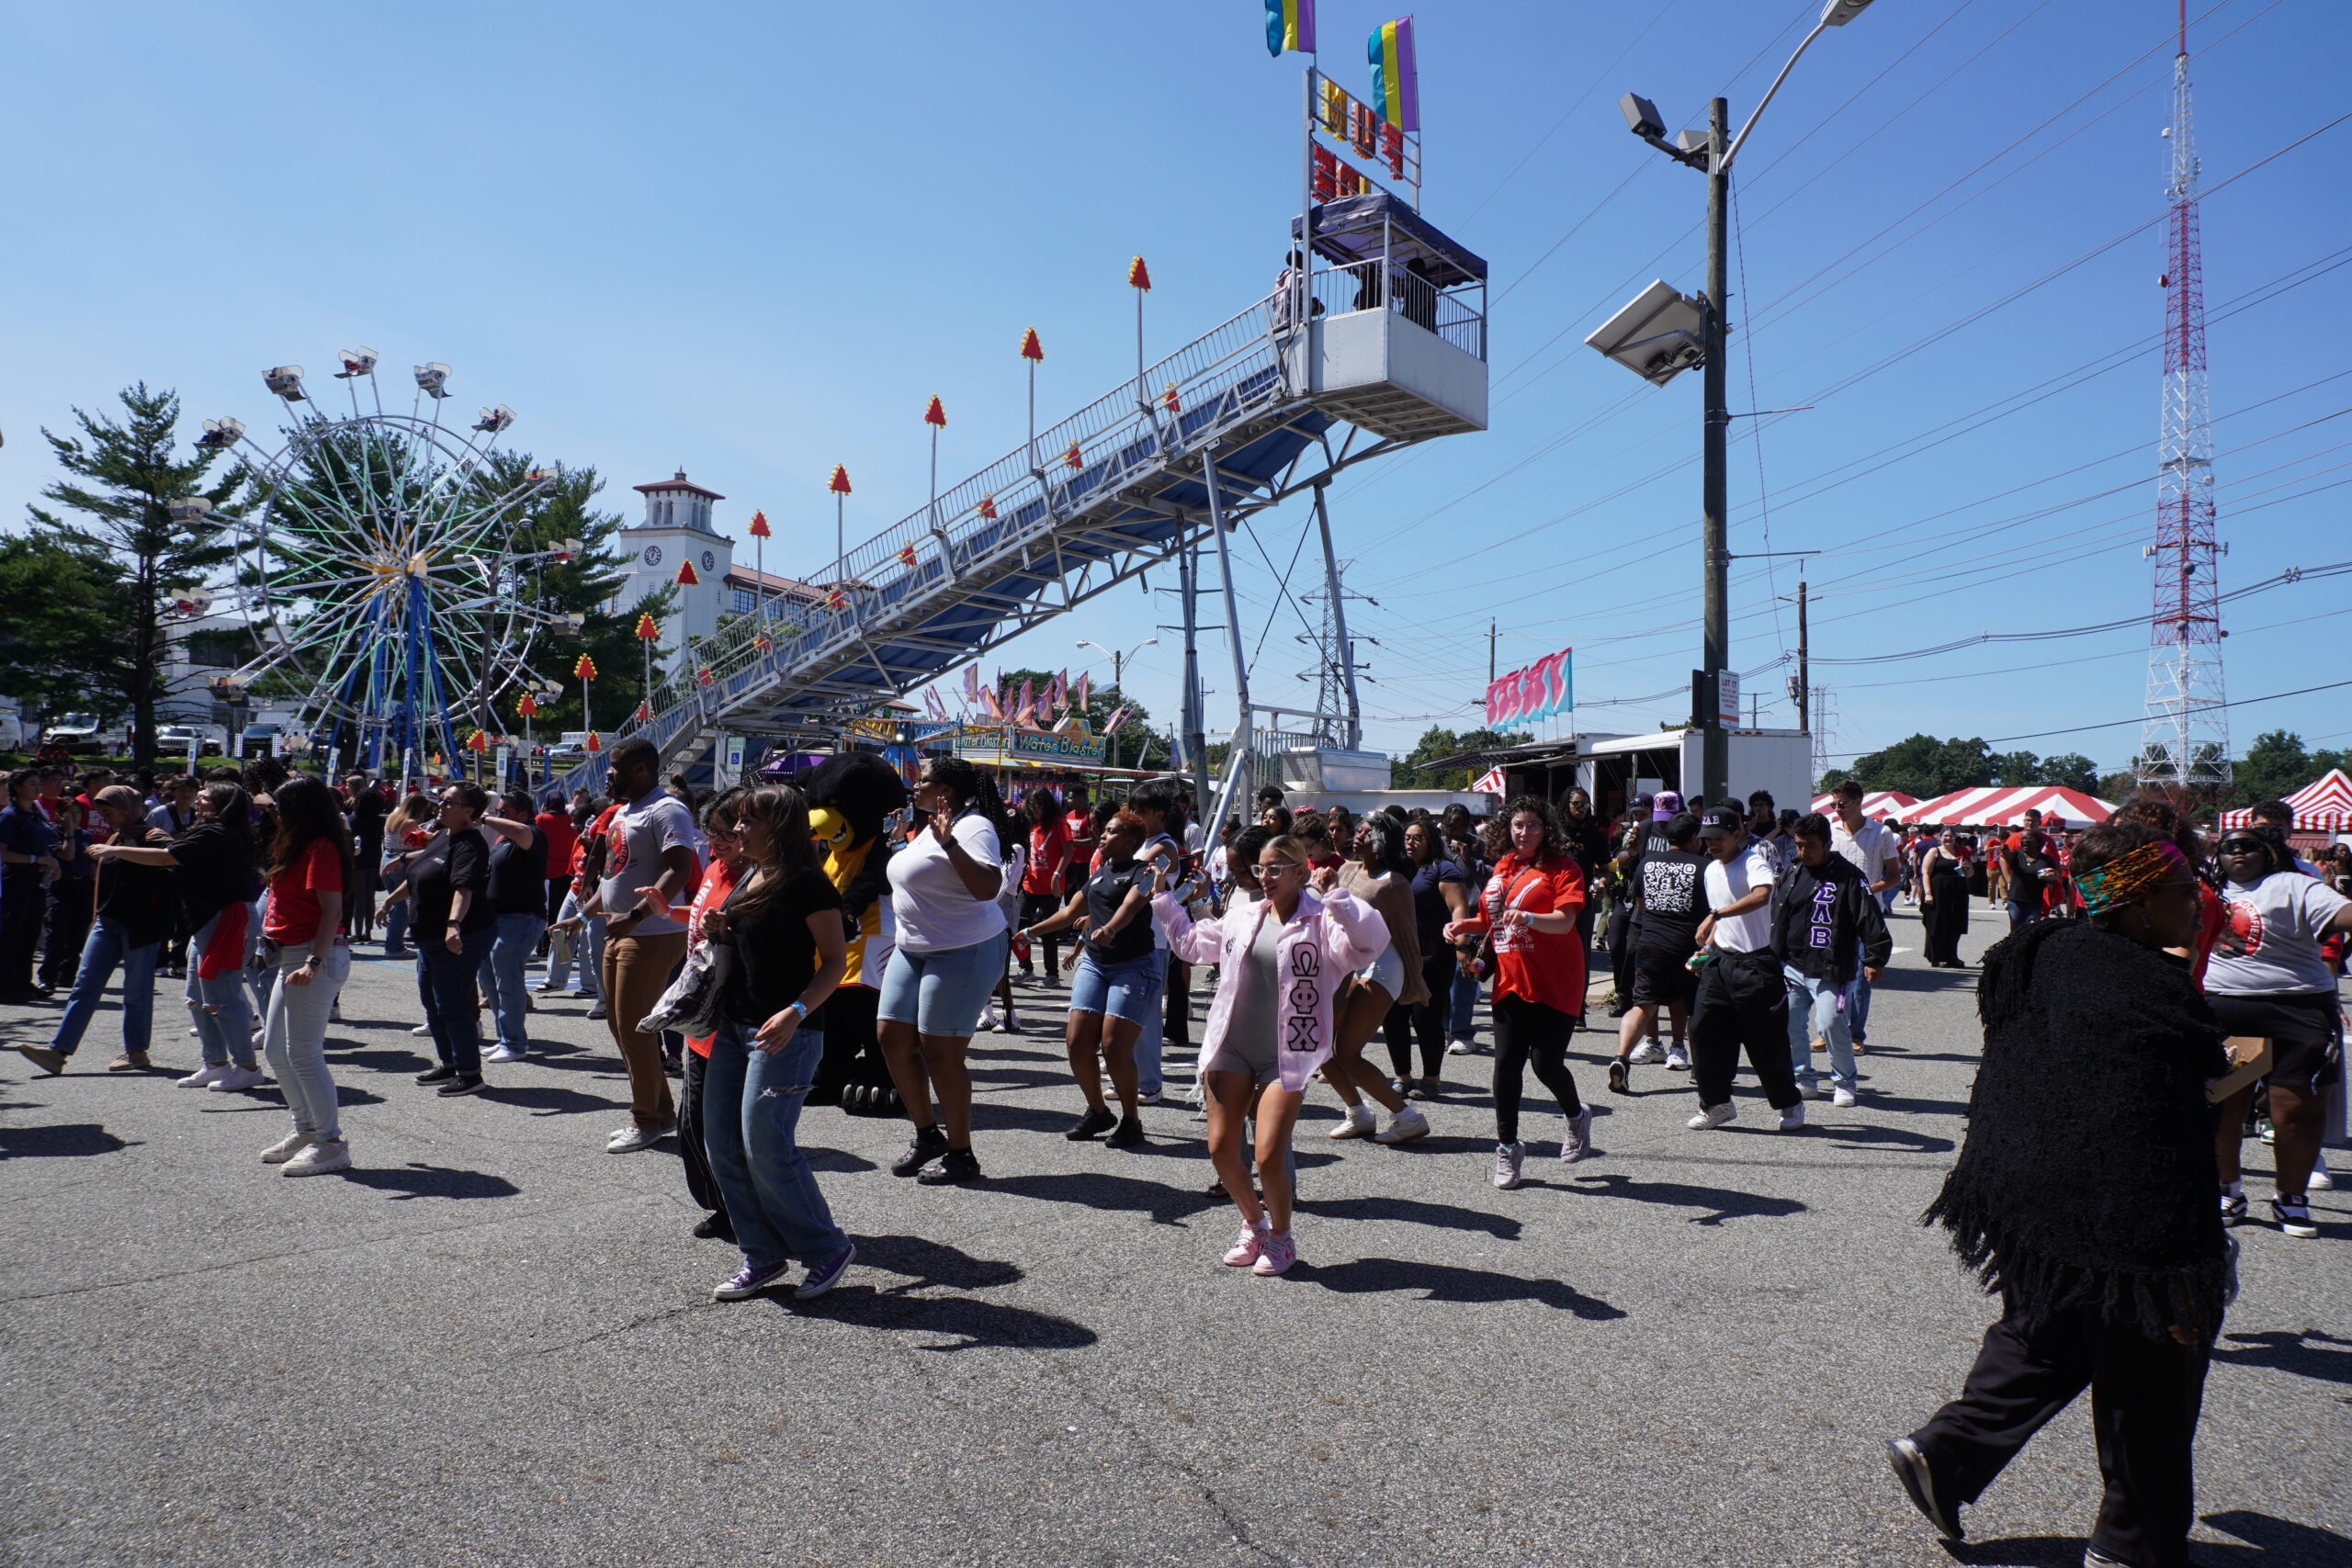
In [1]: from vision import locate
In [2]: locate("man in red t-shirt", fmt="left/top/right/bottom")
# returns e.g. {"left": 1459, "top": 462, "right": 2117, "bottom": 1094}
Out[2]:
{"left": 1019, "top": 793, "right": 1073, "bottom": 983}
{"left": 545, "top": 801, "right": 620, "bottom": 1011}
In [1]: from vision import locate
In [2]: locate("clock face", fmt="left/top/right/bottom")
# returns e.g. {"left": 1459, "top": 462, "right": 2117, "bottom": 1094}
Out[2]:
{"left": 701, "top": 549, "right": 717, "bottom": 572}
{"left": 640, "top": 544, "right": 662, "bottom": 568}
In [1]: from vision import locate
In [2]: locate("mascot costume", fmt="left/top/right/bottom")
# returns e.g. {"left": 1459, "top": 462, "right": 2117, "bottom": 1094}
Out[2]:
{"left": 800, "top": 751, "right": 909, "bottom": 1112}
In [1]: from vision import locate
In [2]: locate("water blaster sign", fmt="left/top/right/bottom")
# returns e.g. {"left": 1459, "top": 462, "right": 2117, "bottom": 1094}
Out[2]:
{"left": 1483, "top": 648, "right": 1571, "bottom": 732}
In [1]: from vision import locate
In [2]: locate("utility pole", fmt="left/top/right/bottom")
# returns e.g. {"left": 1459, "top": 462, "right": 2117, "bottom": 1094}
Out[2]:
{"left": 1795, "top": 576, "right": 1809, "bottom": 734}
{"left": 1701, "top": 95, "right": 1731, "bottom": 808}
{"left": 1487, "top": 619, "right": 1497, "bottom": 684}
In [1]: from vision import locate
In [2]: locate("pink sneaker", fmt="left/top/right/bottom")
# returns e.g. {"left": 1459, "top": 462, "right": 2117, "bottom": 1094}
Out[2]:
{"left": 1222, "top": 1224, "right": 1268, "bottom": 1268}
{"left": 1251, "top": 1230, "right": 1298, "bottom": 1276}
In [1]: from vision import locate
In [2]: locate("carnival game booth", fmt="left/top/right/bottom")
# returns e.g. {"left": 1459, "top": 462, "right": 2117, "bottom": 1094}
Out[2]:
{"left": 1902, "top": 785, "right": 2117, "bottom": 830}
{"left": 2216, "top": 768, "right": 2352, "bottom": 831}
{"left": 1809, "top": 789, "right": 1917, "bottom": 821}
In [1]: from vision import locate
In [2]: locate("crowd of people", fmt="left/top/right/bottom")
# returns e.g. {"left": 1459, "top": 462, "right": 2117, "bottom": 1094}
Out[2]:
{"left": 5, "top": 747, "right": 2346, "bottom": 1563}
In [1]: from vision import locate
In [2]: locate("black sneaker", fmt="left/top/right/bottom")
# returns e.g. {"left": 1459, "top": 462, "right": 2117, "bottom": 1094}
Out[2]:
{"left": 890, "top": 1124, "right": 950, "bottom": 1178}
{"left": 2220, "top": 1189, "right": 2247, "bottom": 1226}
{"left": 1884, "top": 1436, "right": 1964, "bottom": 1542}
{"left": 1606, "top": 1058, "right": 1631, "bottom": 1096}
{"left": 1064, "top": 1108, "right": 1118, "bottom": 1142}
{"left": 2272, "top": 1195, "right": 2319, "bottom": 1238}
{"left": 436, "top": 1073, "right": 483, "bottom": 1097}
{"left": 916, "top": 1146, "right": 981, "bottom": 1186}
{"left": 1105, "top": 1115, "right": 1146, "bottom": 1149}
{"left": 415, "top": 1064, "right": 457, "bottom": 1085}
{"left": 692, "top": 1213, "right": 736, "bottom": 1241}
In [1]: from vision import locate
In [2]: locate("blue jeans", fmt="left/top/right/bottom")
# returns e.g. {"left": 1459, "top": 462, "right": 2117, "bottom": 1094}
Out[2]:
{"left": 876, "top": 929, "right": 1010, "bottom": 1038}
{"left": 2006, "top": 899, "right": 2039, "bottom": 934}
{"left": 544, "top": 890, "right": 603, "bottom": 996}
{"left": 485, "top": 912, "right": 546, "bottom": 1055}
{"left": 1449, "top": 967, "right": 1481, "bottom": 1043}
{"left": 417, "top": 927, "right": 495, "bottom": 1074}
{"left": 703, "top": 1019, "right": 849, "bottom": 1272}
{"left": 1129, "top": 948, "right": 1170, "bottom": 1094}
{"left": 1785, "top": 966, "right": 1856, "bottom": 1093}
{"left": 186, "top": 909, "right": 256, "bottom": 1068}
{"left": 49, "top": 917, "right": 159, "bottom": 1058}
{"left": 1847, "top": 890, "right": 1893, "bottom": 1042}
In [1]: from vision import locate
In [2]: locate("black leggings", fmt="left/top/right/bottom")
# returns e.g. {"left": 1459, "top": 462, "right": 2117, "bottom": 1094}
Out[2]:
{"left": 1017, "top": 891, "right": 1064, "bottom": 976}
{"left": 1387, "top": 950, "right": 1456, "bottom": 1080}
{"left": 1492, "top": 992, "right": 1582, "bottom": 1142}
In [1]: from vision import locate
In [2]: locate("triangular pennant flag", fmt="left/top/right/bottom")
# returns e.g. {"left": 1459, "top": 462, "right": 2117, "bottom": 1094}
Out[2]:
{"left": 828, "top": 464, "right": 852, "bottom": 495}
{"left": 747, "top": 508, "right": 772, "bottom": 539}
{"left": 962, "top": 665, "right": 979, "bottom": 702}
{"left": 1127, "top": 255, "right": 1151, "bottom": 292}
{"left": 515, "top": 692, "right": 538, "bottom": 718}
{"left": 1020, "top": 327, "right": 1043, "bottom": 362}
{"left": 1018, "top": 678, "right": 1035, "bottom": 719}
{"left": 978, "top": 493, "right": 998, "bottom": 519}
{"left": 634, "top": 700, "right": 652, "bottom": 722}
{"left": 923, "top": 395, "right": 946, "bottom": 427}
{"left": 573, "top": 654, "right": 598, "bottom": 680}
{"left": 583, "top": 731, "right": 602, "bottom": 753}
{"left": 634, "top": 612, "right": 659, "bottom": 640}
{"left": 675, "top": 560, "right": 699, "bottom": 588}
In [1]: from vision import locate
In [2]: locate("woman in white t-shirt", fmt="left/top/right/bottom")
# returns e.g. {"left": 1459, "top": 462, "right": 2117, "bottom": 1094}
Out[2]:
{"left": 877, "top": 757, "right": 1012, "bottom": 1186}
{"left": 2205, "top": 826, "right": 2352, "bottom": 1238}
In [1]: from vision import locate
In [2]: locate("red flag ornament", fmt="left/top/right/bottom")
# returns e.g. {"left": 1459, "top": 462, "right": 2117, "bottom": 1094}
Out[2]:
{"left": 923, "top": 395, "right": 946, "bottom": 427}
{"left": 897, "top": 543, "right": 918, "bottom": 567}
{"left": 828, "top": 464, "right": 852, "bottom": 495}
{"left": 1020, "top": 328, "right": 1044, "bottom": 362}
{"left": 978, "top": 494, "right": 997, "bottom": 520}
{"left": 1127, "top": 255, "right": 1151, "bottom": 292}
{"left": 573, "top": 654, "right": 598, "bottom": 680}
{"left": 516, "top": 692, "right": 539, "bottom": 719}
{"left": 675, "top": 560, "right": 699, "bottom": 588}
{"left": 634, "top": 612, "right": 659, "bottom": 640}
{"left": 747, "top": 508, "right": 772, "bottom": 539}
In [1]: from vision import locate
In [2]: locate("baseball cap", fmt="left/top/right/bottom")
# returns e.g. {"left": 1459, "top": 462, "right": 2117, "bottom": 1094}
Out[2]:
{"left": 1696, "top": 805, "right": 1743, "bottom": 840}
{"left": 1651, "top": 789, "right": 1684, "bottom": 822}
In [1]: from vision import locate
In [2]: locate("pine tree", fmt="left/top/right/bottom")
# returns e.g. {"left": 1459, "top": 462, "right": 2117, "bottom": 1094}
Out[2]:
{"left": 27, "top": 384, "right": 244, "bottom": 764}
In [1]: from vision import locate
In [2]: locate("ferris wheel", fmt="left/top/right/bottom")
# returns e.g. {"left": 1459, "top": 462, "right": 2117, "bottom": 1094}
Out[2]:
{"left": 197, "top": 348, "right": 580, "bottom": 773}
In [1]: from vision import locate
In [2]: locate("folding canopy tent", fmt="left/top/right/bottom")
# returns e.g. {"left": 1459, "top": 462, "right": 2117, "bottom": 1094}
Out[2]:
{"left": 1902, "top": 785, "right": 2117, "bottom": 829}
{"left": 1808, "top": 790, "right": 1917, "bottom": 821}
{"left": 2216, "top": 768, "right": 2352, "bottom": 830}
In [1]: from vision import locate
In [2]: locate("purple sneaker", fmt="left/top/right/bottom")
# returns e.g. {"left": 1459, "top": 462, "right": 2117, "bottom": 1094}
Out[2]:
{"left": 713, "top": 1260, "right": 792, "bottom": 1301}
{"left": 794, "top": 1242, "right": 856, "bottom": 1300}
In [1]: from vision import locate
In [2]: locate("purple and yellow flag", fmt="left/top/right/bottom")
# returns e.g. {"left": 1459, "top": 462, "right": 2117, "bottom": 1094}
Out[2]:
{"left": 1265, "top": 0, "right": 1316, "bottom": 57}
{"left": 1368, "top": 17, "right": 1419, "bottom": 132}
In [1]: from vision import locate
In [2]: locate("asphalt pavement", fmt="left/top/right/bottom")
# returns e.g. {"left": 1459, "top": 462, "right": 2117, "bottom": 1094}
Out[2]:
{"left": 1, "top": 908, "right": 2346, "bottom": 1567}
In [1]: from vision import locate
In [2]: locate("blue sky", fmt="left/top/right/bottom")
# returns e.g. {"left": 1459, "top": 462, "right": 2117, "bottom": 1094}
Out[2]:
{"left": 3, "top": 1, "right": 2346, "bottom": 776}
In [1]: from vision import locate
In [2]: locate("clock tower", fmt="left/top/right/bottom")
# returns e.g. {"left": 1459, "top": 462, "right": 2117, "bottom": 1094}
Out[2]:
{"left": 616, "top": 469, "right": 733, "bottom": 666}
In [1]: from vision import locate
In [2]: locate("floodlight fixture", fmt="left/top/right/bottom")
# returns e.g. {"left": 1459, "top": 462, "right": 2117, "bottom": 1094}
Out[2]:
{"left": 557, "top": 536, "right": 583, "bottom": 557}
{"left": 196, "top": 416, "right": 244, "bottom": 450}
{"left": 1618, "top": 93, "right": 1665, "bottom": 141}
{"left": 334, "top": 345, "right": 379, "bottom": 378}
{"left": 473, "top": 404, "right": 514, "bottom": 434}
{"left": 1586, "top": 280, "right": 1707, "bottom": 388}
{"left": 166, "top": 497, "right": 214, "bottom": 524}
{"left": 414, "top": 362, "right": 452, "bottom": 398}
{"left": 1821, "top": 0, "right": 1876, "bottom": 26}
{"left": 264, "top": 366, "right": 307, "bottom": 401}
{"left": 1676, "top": 129, "right": 1712, "bottom": 156}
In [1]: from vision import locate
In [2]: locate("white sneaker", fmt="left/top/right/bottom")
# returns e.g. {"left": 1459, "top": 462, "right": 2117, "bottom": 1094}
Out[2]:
{"left": 259, "top": 1131, "right": 315, "bottom": 1164}
{"left": 1491, "top": 1141, "right": 1525, "bottom": 1189}
{"left": 1779, "top": 1102, "right": 1807, "bottom": 1132}
{"left": 1686, "top": 1102, "right": 1736, "bottom": 1132}
{"left": 281, "top": 1139, "right": 351, "bottom": 1178}
{"left": 410, "top": 1023, "right": 433, "bottom": 1036}
{"left": 1796, "top": 1080, "right": 1826, "bottom": 1100}
{"left": 1627, "top": 1040, "right": 1665, "bottom": 1066}
{"left": 1831, "top": 1086, "right": 1858, "bottom": 1109}
{"left": 606, "top": 1124, "right": 670, "bottom": 1153}
{"left": 208, "top": 1066, "right": 268, "bottom": 1091}
{"left": 1446, "top": 1036, "right": 1477, "bottom": 1055}
{"left": 484, "top": 1046, "right": 526, "bottom": 1064}
{"left": 1327, "top": 1104, "right": 1377, "bottom": 1140}
{"left": 1372, "top": 1105, "right": 1431, "bottom": 1144}
{"left": 1664, "top": 1046, "right": 1690, "bottom": 1072}
{"left": 177, "top": 1064, "right": 230, "bottom": 1089}
{"left": 1559, "top": 1104, "right": 1594, "bottom": 1164}
{"left": 2309, "top": 1156, "right": 2333, "bottom": 1192}
{"left": 980, "top": 1004, "right": 1001, "bottom": 1032}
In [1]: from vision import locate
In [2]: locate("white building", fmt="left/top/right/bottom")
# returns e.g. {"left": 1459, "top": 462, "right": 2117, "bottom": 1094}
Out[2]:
{"left": 611, "top": 469, "right": 821, "bottom": 669}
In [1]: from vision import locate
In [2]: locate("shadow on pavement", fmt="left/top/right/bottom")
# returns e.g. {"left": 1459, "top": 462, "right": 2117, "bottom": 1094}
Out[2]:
{"left": 1562, "top": 1170, "right": 1807, "bottom": 1226}
{"left": 1305, "top": 1257, "right": 1624, "bottom": 1318}
{"left": 787, "top": 1286, "right": 1095, "bottom": 1350}
{"left": 804, "top": 1145, "right": 878, "bottom": 1174}
{"left": 326, "top": 1047, "right": 433, "bottom": 1075}
{"left": 2212, "top": 1328, "right": 2352, "bottom": 1386}
{"left": 1815, "top": 1122, "right": 1955, "bottom": 1155}
{"left": 857, "top": 1233, "right": 1023, "bottom": 1291}
{"left": 1295, "top": 1193, "right": 1523, "bottom": 1240}
{"left": 475, "top": 1083, "right": 627, "bottom": 1117}
{"left": 0, "top": 1122, "right": 132, "bottom": 1158}
{"left": 982, "top": 1170, "right": 1227, "bottom": 1226}
{"left": 1952, "top": 1513, "right": 2352, "bottom": 1567}
{"left": 341, "top": 1162, "right": 521, "bottom": 1200}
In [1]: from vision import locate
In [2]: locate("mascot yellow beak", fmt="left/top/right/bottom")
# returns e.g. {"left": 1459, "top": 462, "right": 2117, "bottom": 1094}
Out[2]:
{"left": 808, "top": 806, "right": 852, "bottom": 851}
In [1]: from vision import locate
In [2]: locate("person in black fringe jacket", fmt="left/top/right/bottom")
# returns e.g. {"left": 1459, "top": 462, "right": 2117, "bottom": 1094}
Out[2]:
{"left": 1884, "top": 818, "right": 2227, "bottom": 1568}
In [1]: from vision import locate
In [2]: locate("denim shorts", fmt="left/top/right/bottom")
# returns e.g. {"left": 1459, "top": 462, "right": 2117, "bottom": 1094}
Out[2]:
{"left": 1067, "top": 947, "right": 1165, "bottom": 1027}
{"left": 1355, "top": 943, "right": 1406, "bottom": 999}
{"left": 876, "top": 928, "right": 1010, "bottom": 1038}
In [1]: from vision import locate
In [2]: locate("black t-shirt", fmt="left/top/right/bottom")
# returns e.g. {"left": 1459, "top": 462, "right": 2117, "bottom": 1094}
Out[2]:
{"left": 487, "top": 827, "right": 549, "bottom": 917}
{"left": 167, "top": 821, "right": 257, "bottom": 932}
{"left": 1408, "top": 858, "right": 1465, "bottom": 949}
{"left": 349, "top": 791, "right": 388, "bottom": 856}
{"left": 719, "top": 866, "right": 845, "bottom": 1029}
{"left": 412, "top": 828, "right": 494, "bottom": 941}
{"left": 1634, "top": 846, "right": 1709, "bottom": 957}
{"left": 96, "top": 847, "right": 176, "bottom": 947}
{"left": 1080, "top": 858, "right": 1155, "bottom": 964}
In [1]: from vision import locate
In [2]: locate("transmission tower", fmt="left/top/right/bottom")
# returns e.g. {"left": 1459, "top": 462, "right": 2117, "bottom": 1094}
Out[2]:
{"left": 2137, "top": 5, "right": 2230, "bottom": 795}
{"left": 1809, "top": 686, "right": 1834, "bottom": 786}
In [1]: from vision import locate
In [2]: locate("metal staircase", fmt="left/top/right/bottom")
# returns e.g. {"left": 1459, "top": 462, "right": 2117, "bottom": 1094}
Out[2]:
{"left": 561, "top": 204, "right": 1488, "bottom": 793}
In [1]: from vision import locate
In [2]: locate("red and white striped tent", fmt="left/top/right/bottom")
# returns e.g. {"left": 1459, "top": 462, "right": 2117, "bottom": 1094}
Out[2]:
{"left": 2217, "top": 768, "right": 2352, "bottom": 830}
{"left": 1809, "top": 790, "right": 1917, "bottom": 821}
{"left": 1902, "top": 785, "right": 2117, "bottom": 829}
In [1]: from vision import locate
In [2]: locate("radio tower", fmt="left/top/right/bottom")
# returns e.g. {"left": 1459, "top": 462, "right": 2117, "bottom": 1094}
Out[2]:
{"left": 2137, "top": 2, "right": 2230, "bottom": 795}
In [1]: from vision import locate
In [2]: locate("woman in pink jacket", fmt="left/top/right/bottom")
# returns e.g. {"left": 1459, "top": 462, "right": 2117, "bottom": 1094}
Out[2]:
{"left": 1155, "top": 832, "right": 1389, "bottom": 1276}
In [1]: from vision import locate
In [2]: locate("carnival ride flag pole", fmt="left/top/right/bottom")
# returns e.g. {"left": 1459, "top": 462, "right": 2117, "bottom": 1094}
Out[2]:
{"left": 574, "top": 653, "right": 599, "bottom": 763}
{"left": 747, "top": 508, "right": 772, "bottom": 635}
{"left": 516, "top": 690, "right": 539, "bottom": 785}
{"left": 1128, "top": 257, "right": 1152, "bottom": 416}
{"left": 828, "top": 464, "right": 853, "bottom": 584}
{"left": 1021, "top": 329, "right": 1044, "bottom": 473}
{"left": 924, "top": 396, "right": 947, "bottom": 532}
{"left": 634, "top": 612, "right": 660, "bottom": 723}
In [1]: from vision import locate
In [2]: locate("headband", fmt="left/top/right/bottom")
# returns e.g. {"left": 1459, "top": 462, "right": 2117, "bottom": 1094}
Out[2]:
{"left": 2075, "top": 840, "right": 2187, "bottom": 917}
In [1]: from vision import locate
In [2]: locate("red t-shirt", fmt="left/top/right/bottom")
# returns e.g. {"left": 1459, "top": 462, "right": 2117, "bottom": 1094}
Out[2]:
{"left": 683, "top": 857, "right": 741, "bottom": 1058}
{"left": 1478, "top": 852, "right": 1589, "bottom": 1014}
{"left": 573, "top": 804, "right": 621, "bottom": 896}
{"left": 266, "top": 838, "right": 344, "bottom": 945}
{"left": 537, "top": 811, "right": 579, "bottom": 879}
{"left": 1023, "top": 820, "right": 1070, "bottom": 896}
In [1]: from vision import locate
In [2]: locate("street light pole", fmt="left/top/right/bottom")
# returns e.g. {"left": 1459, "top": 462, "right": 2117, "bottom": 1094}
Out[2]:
{"left": 1701, "top": 96, "right": 1730, "bottom": 808}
